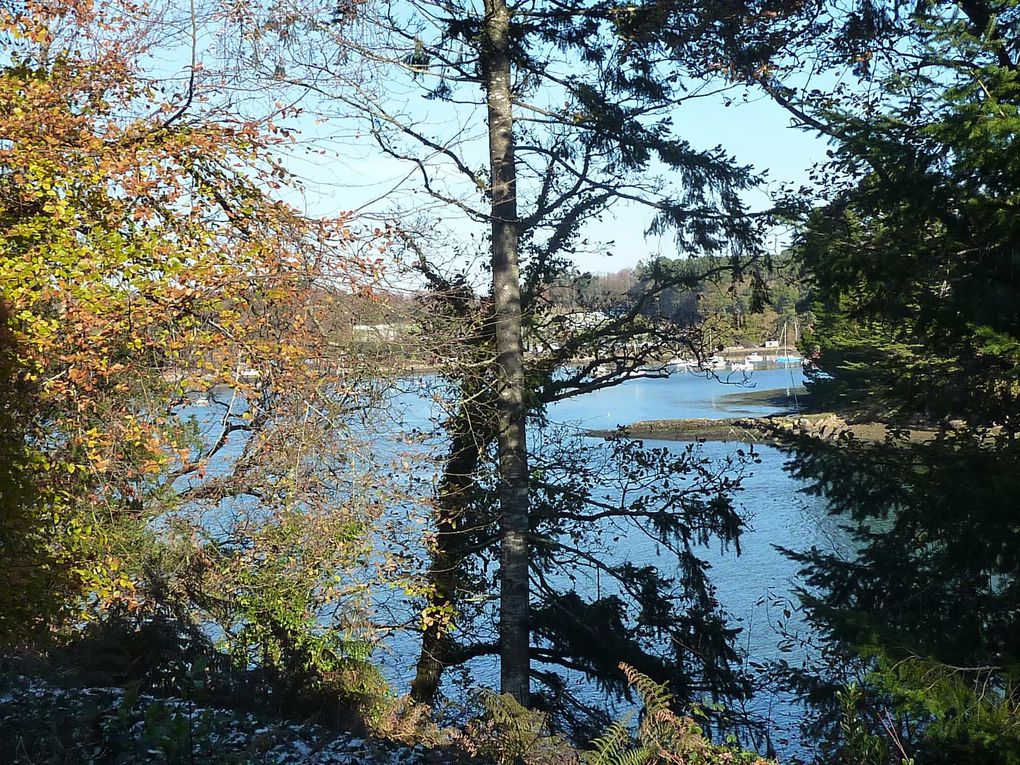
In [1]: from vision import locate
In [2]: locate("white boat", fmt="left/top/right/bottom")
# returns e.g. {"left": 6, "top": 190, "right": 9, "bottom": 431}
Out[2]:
{"left": 729, "top": 360, "right": 754, "bottom": 372}
{"left": 745, "top": 352, "right": 764, "bottom": 363}
{"left": 698, "top": 355, "right": 727, "bottom": 371}
{"left": 667, "top": 357, "right": 693, "bottom": 372}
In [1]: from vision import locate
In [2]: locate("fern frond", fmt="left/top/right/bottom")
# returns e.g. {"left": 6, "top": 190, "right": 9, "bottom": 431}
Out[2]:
{"left": 586, "top": 720, "right": 633, "bottom": 765}
{"left": 619, "top": 663, "right": 673, "bottom": 716}
{"left": 618, "top": 749, "right": 654, "bottom": 765}
{"left": 587, "top": 665, "right": 773, "bottom": 765}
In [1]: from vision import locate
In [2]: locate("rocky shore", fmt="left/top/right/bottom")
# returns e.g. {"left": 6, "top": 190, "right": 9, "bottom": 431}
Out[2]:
{"left": 587, "top": 412, "right": 937, "bottom": 445}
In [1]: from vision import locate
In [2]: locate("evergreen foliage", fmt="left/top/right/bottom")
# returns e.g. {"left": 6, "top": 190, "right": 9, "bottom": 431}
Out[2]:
{"left": 727, "top": 2, "right": 1020, "bottom": 760}
{"left": 790, "top": 0, "right": 1020, "bottom": 423}
{"left": 777, "top": 429, "right": 1020, "bottom": 763}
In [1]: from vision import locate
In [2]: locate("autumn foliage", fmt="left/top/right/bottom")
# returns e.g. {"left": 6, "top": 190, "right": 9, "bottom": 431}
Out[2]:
{"left": 0, "top": 0, "right": 380, "bottom": 643}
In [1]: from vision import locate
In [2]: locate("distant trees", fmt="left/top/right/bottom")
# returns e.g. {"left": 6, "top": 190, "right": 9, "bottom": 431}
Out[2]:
{"left": 548, "top": 254, "right": 810, "bottom": 349}
{"left": 633, "top": 254, "right": 810, "bottom": 347}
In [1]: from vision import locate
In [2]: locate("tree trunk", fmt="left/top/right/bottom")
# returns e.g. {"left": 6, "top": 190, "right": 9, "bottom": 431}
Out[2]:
{"left": 483, "top": 0, "right": 530, "bottom": 705}
{"left": 410, "top": 400, "right": 489, "bottom": 704}
{"left": 409, "top": 514, "right": 457, "bottom": 705}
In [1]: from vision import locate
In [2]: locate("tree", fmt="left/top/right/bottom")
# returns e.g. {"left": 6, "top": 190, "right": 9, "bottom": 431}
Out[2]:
{"left": 481, "top": 0, "right": 532, "bottom": 700}
{"left": 400, "top": 274, "right": 761, "bottom": 729}
{"left": 0, "top": 0, "right": 393, "bottom": 690}
{"left": 733, "top": 0, "right": 1020, "bottom": 423}
{"left": 217, "top": 0, "right": 797, "bottom": 723}
{"left": 773, "top": 427, "right": 1020, "bottom": 764}
{"left": 617, "top": 253, "right": 808, "bottom": 347}
{"left": 704, "top": 2, "right": 1020, "bottom": 759}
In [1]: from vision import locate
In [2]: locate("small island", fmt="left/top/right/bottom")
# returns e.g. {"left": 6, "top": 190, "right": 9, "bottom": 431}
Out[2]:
{"left": 587, "top": 387, "right": 938, "bottom": 444}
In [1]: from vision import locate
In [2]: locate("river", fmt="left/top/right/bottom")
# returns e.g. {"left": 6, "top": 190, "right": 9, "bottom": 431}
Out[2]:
{"left": 549, "top": 368, "right": 849, "bottom": 758}
{"left": 375, "top": 366, "right": 850, "bottom": 760}
{"left": 181, "top": 366, "right": 845, "bottom": 760}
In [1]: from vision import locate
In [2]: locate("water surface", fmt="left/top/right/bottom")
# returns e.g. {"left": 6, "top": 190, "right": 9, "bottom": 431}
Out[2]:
{"left": 544, "top": 368, "right": 847, "bottom": 758}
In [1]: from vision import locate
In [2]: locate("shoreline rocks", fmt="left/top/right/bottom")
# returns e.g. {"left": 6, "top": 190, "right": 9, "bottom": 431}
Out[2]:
{"left": 587, "top": 412, "right": 937, "bottom": 445}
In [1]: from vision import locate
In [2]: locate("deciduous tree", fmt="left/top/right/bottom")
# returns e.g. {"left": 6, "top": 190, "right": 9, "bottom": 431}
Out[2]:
{"left": 0, "top": 0, "right": 391, "bottom": 667}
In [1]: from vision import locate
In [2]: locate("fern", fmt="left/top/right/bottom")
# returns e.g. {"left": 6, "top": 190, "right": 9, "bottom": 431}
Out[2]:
{"left": 588, "top": 720, "right": 636, "bottom": 765}
{"left": 621, "top": 665, "right": 672, "bottom": 717}
{"left": 463, "top": 666, "right": 770, "bottom": 765}
{"left": 470, "top": 690, "right": 577, "bottom": 764}
{"left": 582, "top": 664, "right": 773, "bottom": 765}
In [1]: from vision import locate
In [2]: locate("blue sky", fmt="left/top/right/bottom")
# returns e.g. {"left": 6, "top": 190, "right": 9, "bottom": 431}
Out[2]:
{"left": 271, "top": 83, "right": 831, "bottom": 276}
{"left": 120, "top": 0, "right": 841, "bottom": 280}
{"left": 576, "top": 89, "right": 832, "bottom": 272}
{"left": 176, "top": 4, "right": 835, "bottom": 278}
{"left": 272, "top": 73, "right": 833, "bottom": 277}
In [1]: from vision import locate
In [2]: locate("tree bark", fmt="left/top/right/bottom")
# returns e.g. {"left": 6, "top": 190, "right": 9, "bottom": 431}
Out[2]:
{"left": 483, "top": 0, "right": 530, "bottom": 705}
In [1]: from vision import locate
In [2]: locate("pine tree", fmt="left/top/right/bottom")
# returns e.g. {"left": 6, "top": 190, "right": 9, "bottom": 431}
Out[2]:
{"left": 221, "top": 0, "right": 790, "bottom": 715}
{"left": 768, "top": 0, "right": 1020, "bottom": 424}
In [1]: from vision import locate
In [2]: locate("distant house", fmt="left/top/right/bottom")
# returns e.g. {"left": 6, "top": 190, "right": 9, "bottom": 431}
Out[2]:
{"left": 525, "top": 310, "right": 609, "bottom": 355}
{"left": 353, "top": 324, "right": 404, "bottom": 342}
{"left": 764, "top": 339, "right": 780, "bottom": 348}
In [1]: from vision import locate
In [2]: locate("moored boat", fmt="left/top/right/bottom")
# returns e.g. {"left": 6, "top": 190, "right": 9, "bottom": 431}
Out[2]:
{"left": 699, "top": 355, "right": 727, "bottom": 371}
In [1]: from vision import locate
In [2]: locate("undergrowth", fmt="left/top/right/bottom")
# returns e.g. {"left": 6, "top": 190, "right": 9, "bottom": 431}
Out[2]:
{"left": 1, "top": 610, "right": 772, "bottom": 765}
